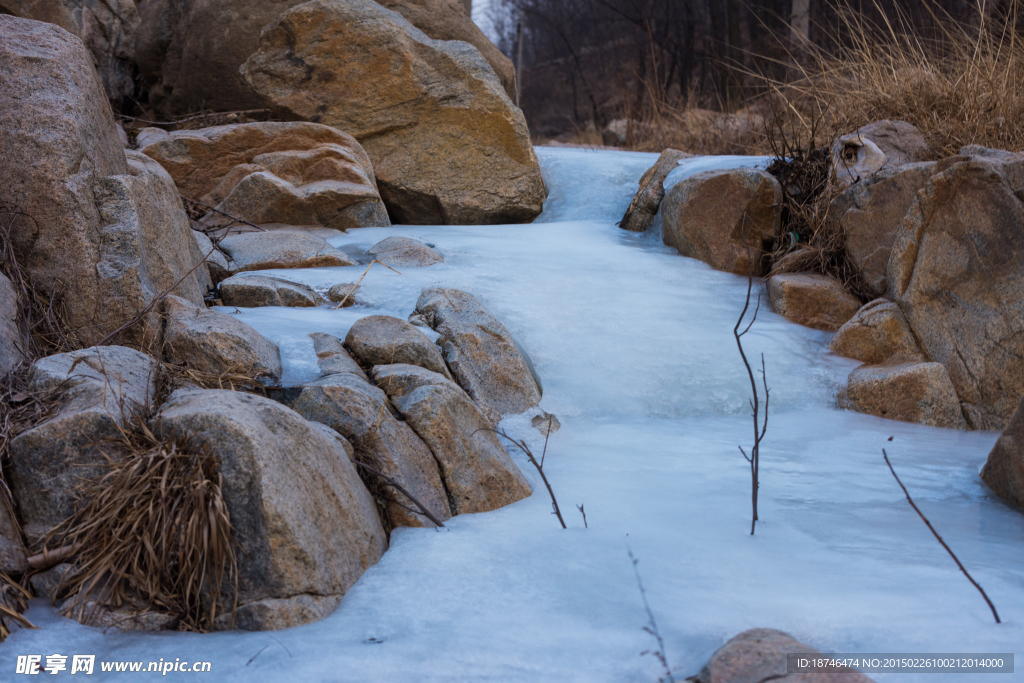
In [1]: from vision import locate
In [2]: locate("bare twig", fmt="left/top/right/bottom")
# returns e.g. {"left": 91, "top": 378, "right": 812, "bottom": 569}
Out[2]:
{"left": 332, "top": 260, "right": 402, "bottom": 310}
{"left": 118, "top": 109, "right": 271, "bottom": 127}
{"left": 353, "top": 461, "right": 445, "bottom": 528}
{"left": 629, "top": 548, "right": 674, "bottom": 683}
{"left": 482, "top": 427, "right": 566, "bottom": 529}
{"left": 882, "top": 449, "right": 1001, "bottom": 624}
{"left": 577, "top": 503, "right": 588, "bottom": 528}
{"left": 27, "top": 542, "right": 82, "bottom": 571}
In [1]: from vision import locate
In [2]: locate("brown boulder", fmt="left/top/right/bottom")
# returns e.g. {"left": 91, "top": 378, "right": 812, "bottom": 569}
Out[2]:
{"left": 661, "top": 168, "right": 781, "bottom": 275}
{"left": 219, "top": 275, "right": 325, "bottom": 308}
{"left": 416, "top": 288, "right": 541, "bottom": 419}
{"left": 310, "top": 332, "right": 368, "bottom": 379}
{"left": 767, "top": 273, "right": 862, "bottom": 332}
{"left": 691, "top": 628, "right": 875, "bottom": 683}
{"left": 345, "top": 315, "right": 452, "bottom": 378}
{"left": 981, "top": 392, "right": 1024, "bottom": 510}
{"left": 153, "top": 388, "right": 387, "bottom": 631}
{"left": 0, "top": 0, "right": 140, "bottom": 105}
{"left": 241, "top": 0, "right": 546, "bottom": 225}
{"left": 0, "top": 17, "right": 208, "bottom": 346}
{"left": 619, "top": 149, "right": 694, "bottom": 233}
{"left": 887, "top": 158, "right": 1024, "bottom": 430}
{"left": 842, "top": 361, "right": 967, "bottom": 429}
{"left": 162, "top": 295, "right": 283, "bottom": 380}
{"left": 367, "top": 236, "right": 444, "bottom": 267}
{"left": 830, "top": 299, "right": 924, "bottom": 365}
{"left": 139, "top": 122, "right": 390, "bottom": 230}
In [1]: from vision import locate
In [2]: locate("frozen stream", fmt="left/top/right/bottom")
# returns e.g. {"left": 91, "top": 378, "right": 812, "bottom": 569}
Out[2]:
{"left": 3, "top": 148, "right": 1022, "bottom": 681}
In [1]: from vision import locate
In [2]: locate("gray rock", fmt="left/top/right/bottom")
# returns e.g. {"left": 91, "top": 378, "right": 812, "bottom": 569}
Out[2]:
{"left": 7, "top": 346, "right": 160, "bottom": 544}
{"left": 416, "top": 288, "right": 541, "bottom": 419}
{"left": 220, "top": 275, "right": 324, "bottom": 308}
{"left": 372, "top": 364, "right": 531, "bottom": 515}
{"left": 345, "top": 315, "right": 451, "bottom": 378}
{"left": 327, "top": 282, "right": 363, "bottom": 307}
{"left": 219, "top": 230, "right": 358, "bottom": 273}
{"left": 192, "top": 230, "right": 234, "bottom": 283}
{"left": 162, "top": 295, "right": 282, "bottom": 380}
{"left": 29, "top": 563, "right": 74, "bottom": 600}
{"left": 290, "top": 371, "right": 452, "bottom": 529}
{"left": 531, "top": 412, "right": 561, "bottom": 436}
{"left": 367, "top": 236, "right": 443, "bottom": 267}
{"left": 692, "top": 628, "right": 876, "bottom": 683}
{"left": 0, "top": 272, "right": 26, "bottom": 375}
{"left": 0, "top": 491, "right": 27, "bottom": 575}
{"left": 152, "top": 388, "right": 388, "bottom": 631}
{"left": 310, "top": 332, "right": 368, "bottom": 379}
{"left": 619, "top": 149, "right": 693, "bottom": 232}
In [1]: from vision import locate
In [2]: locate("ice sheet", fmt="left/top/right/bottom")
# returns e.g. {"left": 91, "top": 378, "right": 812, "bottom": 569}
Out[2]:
{"left": 3, "top": 147, "right": 1020, "bottom": 682}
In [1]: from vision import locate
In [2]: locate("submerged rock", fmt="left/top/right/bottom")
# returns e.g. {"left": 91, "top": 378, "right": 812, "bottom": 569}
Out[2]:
{"left": 981, "top": 393, "right": 1024, "bottom": 511}
{"left": 219, "top": 231, "right": 358, "bottom": 273}
{"left": 241, "top": 0, "right": 546, "bottom": 225}
{"left": 219, "top": 275, "right": 324, "bottom": 308}
{"left": 367, "top": 236, "right": 444, "bottom": 267}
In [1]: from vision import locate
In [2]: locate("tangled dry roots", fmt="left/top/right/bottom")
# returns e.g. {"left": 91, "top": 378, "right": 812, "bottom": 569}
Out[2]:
{"left": 48, "top": 413, "right": 237, "bottom": 632}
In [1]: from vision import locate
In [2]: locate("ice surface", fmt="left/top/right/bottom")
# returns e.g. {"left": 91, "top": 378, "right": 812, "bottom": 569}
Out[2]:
{"left": 3, "top": 147, "right": 1020, "bottom": 682}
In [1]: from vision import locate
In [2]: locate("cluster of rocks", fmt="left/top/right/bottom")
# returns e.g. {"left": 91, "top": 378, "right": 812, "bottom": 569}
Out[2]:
{"left": 623, "top": 120, "right": 1024, "bottom": 511}
{"left": 0, "top": 5, "right": 552, "bottom": 634}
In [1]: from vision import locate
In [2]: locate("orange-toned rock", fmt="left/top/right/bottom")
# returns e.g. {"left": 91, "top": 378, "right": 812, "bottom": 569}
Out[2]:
{"left": 661, "top": 168, "right": 781, "bottom": 275}
{"left": 767, "top": 273, "right": 861, "bottom": 332}
{"left": 830, "top": 299, "right": 924, "bottom": 364}
{"left": 842, "top": 361, "right": 966, "bottom": 429}
{"left": 241, "top": 0, "right": 546, "bottom": 225}
{"left": 982, "top": 392, "right": 1024, "bottom": 510}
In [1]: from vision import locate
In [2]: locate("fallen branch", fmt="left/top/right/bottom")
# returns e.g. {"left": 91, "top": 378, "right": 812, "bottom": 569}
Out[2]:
{"left": 482, "top": 420, "right": 566, "bottom": 529}
{"left": 882, "top": 449, "right": 1001, "bottom": 624}
{"left": 577, "top": 503, "right": 587, "bottom": 528}
{"left": 118, "top": 109, "right": 270, "bottom": 128}
{"left": 27, "top": 542, "right": 82, "bottom": 571}
{"left": 354, "top": 461, "right": 445, "bottom": 528}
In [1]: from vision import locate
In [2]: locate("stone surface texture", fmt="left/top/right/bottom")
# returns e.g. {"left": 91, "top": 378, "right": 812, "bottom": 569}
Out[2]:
{"left": 830, "top": 299, "right": 924, "bottom": 365}
{"left": 0, "top": 273, "right": 26, "bottom": 375}
{"left": 345, "top": 315, "right": 452, "bottom": 378}
{"left": 367, "top": 236, "right": 444, "bottom": 267}
{"left": 241, "top": 0, "right": 546, "bottom": 225}
{"left": 843, "top": 361, "right": 967, "bottom": 429}
{"left": 767, "top": 273, "right": 862, "bottom": 332}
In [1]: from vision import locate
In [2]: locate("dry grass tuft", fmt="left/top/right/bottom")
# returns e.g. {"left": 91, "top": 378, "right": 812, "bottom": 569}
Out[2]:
{"left": 47, "top": 412, "right": 237, "bottom": 632}
{"left": 0, "top": 572, "right": 34, "bottom": 640}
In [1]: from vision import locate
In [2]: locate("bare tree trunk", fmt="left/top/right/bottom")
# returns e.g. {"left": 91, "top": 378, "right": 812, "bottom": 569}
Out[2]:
{"left": 790, "top": 0, "right": 810, "bottom": 45}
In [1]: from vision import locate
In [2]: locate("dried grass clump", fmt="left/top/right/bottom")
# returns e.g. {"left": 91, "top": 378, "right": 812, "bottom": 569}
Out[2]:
{"left": 0, "top": 572, "right": 33, "bottom": 640}
{"left": 47, "top": 413, "right": 237, "bottom": 632}
{"left": 774, "top": 0, "right": 1024, "bottom": 158}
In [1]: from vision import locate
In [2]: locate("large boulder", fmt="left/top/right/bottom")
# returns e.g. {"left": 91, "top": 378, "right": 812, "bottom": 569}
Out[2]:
{"left": 619, "top": 149, "right": 693, "bottom": 232}
{"left": 0, "top": 0, "right": 140, "bottom": 105}
{"left": 0, "top": 272, "right": 26, "bottom": 375}
{"left": 241, "top": 0, "right": 546, "bottom": 225}
{"left": 218, "top": 230, "right": 358, "bottom": 273}
{"left": 0, "top": 17, "right": 208, "bottom": 346}
{"left": 767, "top": 273, "right": 862, "bottom": 332}
{"left": 830, "top": 299, "right": 924, "bottom": 365}
{"left": 661, "top": 168, "right": 782, "bottom": 275}
{"left": 291, "top": 336, "right": 452, "bottom": 529}
{"left": 345, "top": 315, "right": 452, "bottom": 378}
{"left": 7, "top": 346, "right": 159, "bottom": 544}
{"left": 140, "top": 0, "right": 515, "bottom": 114}
{"left": 981, "top": 393, "right": 1024, "bottom": 510}
{"left": 219, "top": 275, "right": 324, "bottom": 308}
{"left": 690, "top": 628, "right": 875, "bottom": 683}
{"left": 415, "top": 288, "right": 541, "bottom": 420}
{"left": 139, "top": 122, "right": 390, "bottom": 230}
{"left": 842, "top": 361, "right": 967, "bottom": 429}
{"left": 372, "top": 364, "right": 532, "bottom": 515}
{"left": 153, "top": 388, "right": 388, "bottom": 631}
{"left": 887, "top": 157, "right": 1024, "bottom": 430}
{"left": 162, "top": 295, "right": 283, "bottom": 380}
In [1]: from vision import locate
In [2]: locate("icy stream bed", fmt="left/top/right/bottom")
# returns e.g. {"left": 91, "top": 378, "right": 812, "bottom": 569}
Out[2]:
{"left": 3, "top": 148, "right": 1022, "bottom": 681}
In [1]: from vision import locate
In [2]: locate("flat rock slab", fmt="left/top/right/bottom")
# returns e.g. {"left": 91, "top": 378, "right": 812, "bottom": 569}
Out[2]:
{"left": 219, "top": 230, "right": 357, "bottom": 273}
{"left": 310, "top": 332, "right": 367, "bottom": 379}
{"left": 7, "top": 346, "right": 159, "bottom": 544}
{"left": 220, "top": 274, "right": 324, "bottom": 308}
{"left": 162, "top": 295, "right": 282, "bottom": 380}
{"left": 830, "top": 299, "right": 923, "bottom": 365}
{"left": 367, "top": 236, "right": 443, "bottom": 267}
{"left": 416, "top": 287, "right": 541, "bottom": 420}
{"left": 345, "top": 315, "right": 451, "bottom": 378}
{"left": 153, "top": 388, "right": 387, "bottom": 631}
{"left": 843, "top": 361, "right": 966, "bottom": 429}
{"left": 768, "top": 273, "right": 862, "bottom": 332}
{"left": 372, "top": 364, "right": 532, "bottom": 515}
